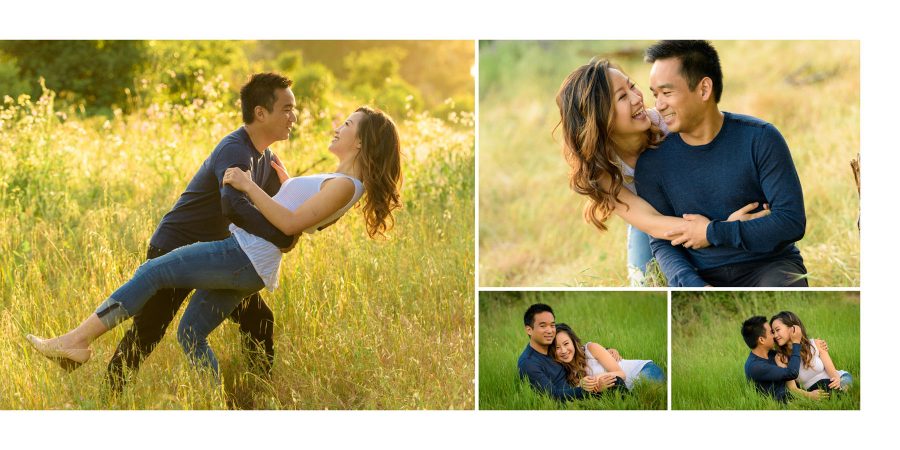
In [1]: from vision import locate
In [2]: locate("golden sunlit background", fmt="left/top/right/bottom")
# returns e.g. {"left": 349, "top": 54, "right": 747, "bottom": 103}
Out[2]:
{"left": 0, "top": 40, "right": 474, "bottom": 409}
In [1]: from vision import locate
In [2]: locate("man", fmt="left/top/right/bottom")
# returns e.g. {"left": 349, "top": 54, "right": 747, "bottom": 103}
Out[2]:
{"left": 635, "top": 40, "right": 808, "bottom": 287}
{"left": 103, "top": 72, "right": 298, "bottom": 391}
{"left": 516, "top": 303, "right": 623, "bottom": 401}
{"left": 742, "top": 316, "right": 802, "bottom": 402}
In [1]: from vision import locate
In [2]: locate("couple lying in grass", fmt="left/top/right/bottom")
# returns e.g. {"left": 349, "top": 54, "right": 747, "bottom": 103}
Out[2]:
{"left": 742, "top": 311, "right": 852, "bottom": 403}
{"left": 516, "top": 303, "right": 664, "bottom": 401}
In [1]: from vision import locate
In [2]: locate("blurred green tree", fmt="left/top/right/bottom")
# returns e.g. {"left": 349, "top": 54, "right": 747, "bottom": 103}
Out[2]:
{"left": 0, "top": 40, "right": 148, "bottom": 112}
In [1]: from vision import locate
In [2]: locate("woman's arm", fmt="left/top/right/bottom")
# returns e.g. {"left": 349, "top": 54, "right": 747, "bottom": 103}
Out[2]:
{"left": 586, "top": 342, "right": 626, "bottom": 380}
{"left": 607, "top": 177, "right": 765, "bottom": 246}
{"left": 815, "top": 339, "right": 842, "bottom": 389}
{"left": 608, "top": 185, "right": 682, "bottom": 240}
{"left": 786, "top": 379, "right": 827, "bottom": 400}
{"left": 224, "top": 168, "right": 355, "bottom": 235}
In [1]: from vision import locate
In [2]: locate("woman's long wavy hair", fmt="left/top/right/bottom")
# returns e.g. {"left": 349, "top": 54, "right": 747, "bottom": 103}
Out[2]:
{"left": 770, "top": 311, "right": 814, "bottom": 369}
{"left": 555, "top": 58, "right": 663, "bottom": 231}
{"left": 550, "top": 323, "right": 588, "bottom": 387}
{"left": 354, "top": 106, "right": 403, "bottom": 238}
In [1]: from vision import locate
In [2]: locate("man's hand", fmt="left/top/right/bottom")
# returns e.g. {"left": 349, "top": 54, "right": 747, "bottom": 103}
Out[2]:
{"left": 727, "top": 202, "right": 770, "bottom": 222}
{"left": 666, "top": 214, "right": 711, "bottom": 249}
{"left": 223, "top": 167, "right": 253, "bottom": 192}
{"left": 606, "top": 348, "right": 623, "bottom": 362}
{"left": 815, "top": 339, "right": 829, "bottom": 353}
{"left": 280, "top": 234, "right": 301, "bottom": 253}
{"left": 271, "top": 154, "right": 290, "bottom": 184}
{"left": 790, "top": 325, "right": 803, "bottom": 344}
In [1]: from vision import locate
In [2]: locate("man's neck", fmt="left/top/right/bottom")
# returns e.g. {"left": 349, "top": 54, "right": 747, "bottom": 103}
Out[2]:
{"left": 680, "top": 108, "right": 725, "bottom": 146}
{"left": 751, "top": 346, "right": 770, "bottom": 359}
{"left": 242, "top": 124, "right": 273, "bottom": 155}
{"left": 529, "top": 340, "right": 549, "bottom": 355}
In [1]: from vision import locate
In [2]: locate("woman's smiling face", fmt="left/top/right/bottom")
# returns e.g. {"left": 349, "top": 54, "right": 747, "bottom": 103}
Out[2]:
{"left": 608, "top": 67, "right": 651, "bottom": 137}
{"left": 328, "top": 111, "right": 365, "bottom": 157}
{"left": 771, "top": 318, "right": 792, "bottom": 346}
{"left": 554, "top": 330, "right": 576, "bottom": 363}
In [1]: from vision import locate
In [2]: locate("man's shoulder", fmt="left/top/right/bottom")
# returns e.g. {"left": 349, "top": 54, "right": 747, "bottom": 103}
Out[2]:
{"left": 211, "top": 128, "right": 253, "bottom": 162}
{"left": 725, "top": 111, "right": 776, "bottom": 133}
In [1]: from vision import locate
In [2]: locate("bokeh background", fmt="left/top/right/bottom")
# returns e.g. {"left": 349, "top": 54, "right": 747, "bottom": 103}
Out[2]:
{"left": 478, "top": 40, "right": 859, "bottom": 287}
{"left": 0, "top": 40, "right": 474, "bottom": 409}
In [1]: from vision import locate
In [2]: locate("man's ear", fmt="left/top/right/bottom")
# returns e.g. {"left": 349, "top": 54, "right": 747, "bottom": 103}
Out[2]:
{"left": 255, "top": 105, "right": 266, "bottom": 122}
{"left": 699, "top": 77, "right": 714, "bottom": 101}
{"left": 525, "top": 325, "right": 533, "bottom": 337}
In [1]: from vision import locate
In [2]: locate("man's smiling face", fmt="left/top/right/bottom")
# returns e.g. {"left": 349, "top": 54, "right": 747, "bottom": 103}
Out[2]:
{"left": 526, "top": 311, "right": 556, "bottom": 347}
{"left": 649, "top": 57, "right": 705, "bottom": 134}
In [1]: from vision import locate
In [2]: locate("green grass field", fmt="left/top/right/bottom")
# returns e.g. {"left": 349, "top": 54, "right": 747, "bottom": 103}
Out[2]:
{"left": 0, "top": 82, "right": 474, "bottom": 409}
{"left": 672, "top": 291, "right": 859, "bottom": 410}
{"left": 479, "top": 291, "right": 667, "bottom": 410}
{"left": 478, "top": 40, "right": 860, "bottom": 287}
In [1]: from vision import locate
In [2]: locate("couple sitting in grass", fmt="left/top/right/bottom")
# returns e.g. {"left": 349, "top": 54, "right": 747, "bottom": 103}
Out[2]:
{"left": 742, "top": 311, "right": 852, "bottom": 403}
{"left": 517, "top": 303, "right": 664, "bottom": 401}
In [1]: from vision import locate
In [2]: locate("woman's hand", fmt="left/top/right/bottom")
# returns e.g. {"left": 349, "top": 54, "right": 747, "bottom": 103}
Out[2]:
{"left": 665, "top": 214, "right": 711, "bottom": 249}
{"left": 594, "top": 373, "right": 618, "bottom": 392}
{"left": 270, "top": 155, "right": 290, "bottom": 184}
{"left": 223, "top": 167, "right": 253, "bottom": 192}
{"left": 580, "top": 376, "right": 598, "bottom": 392}
{"left": 727, "top": 202, "right": 770, "bottom": 222}
{"left": 808, "top": 389, "right": 830, "bottom": 400}
{"left": 828, "top": 375, "right": 842, "bottom": 390}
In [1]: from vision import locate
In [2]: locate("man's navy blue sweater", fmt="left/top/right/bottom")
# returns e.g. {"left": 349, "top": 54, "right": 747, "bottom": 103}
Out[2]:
{"left": 745, "top": 343, "right": 801, "bottom": 402}
{"left": 635, "top": 112, "right": 806, "bottom": 287}
{"left": 517, "top": 344, "right": 590, "bottom": 401}
{"left": 150, "top": 127, "right": 292, "bottom": 251}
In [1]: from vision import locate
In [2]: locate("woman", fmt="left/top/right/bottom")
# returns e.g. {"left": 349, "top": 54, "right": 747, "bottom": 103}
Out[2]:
{"left": 556, "top": 59, "right": 767, "bottom": 285}
{"left": 770, "top": 311, "right": 852, "bottom": 399}
{"left": 26, "top": 106, "right": 402, "bottom": 381}
{"left": 550, "top": 323, "right": 665, "bottom": 392}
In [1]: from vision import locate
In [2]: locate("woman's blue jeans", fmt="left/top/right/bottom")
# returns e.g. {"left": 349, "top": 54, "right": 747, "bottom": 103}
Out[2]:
{"left": 627, "top": 225, "right": 653, "bottom": 286}
{"left": 638, "top": 361, "right": 666, "bottom": 383}
{"left": 94, "top": 236, "right": 265, "bottom": 381}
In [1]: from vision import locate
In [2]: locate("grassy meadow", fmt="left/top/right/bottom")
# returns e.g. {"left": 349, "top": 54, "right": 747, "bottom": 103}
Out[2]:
{"left": 0, "top": 79, "right": 474, "bottom": 409}
{"left": 479, "top": 291, "right": 667, "bottom": 410}
{"left": 478, "top": 40, "right": 860, "bottom": 287}
{"left": 671, "top": 291, "right": 859, "bottom": 410}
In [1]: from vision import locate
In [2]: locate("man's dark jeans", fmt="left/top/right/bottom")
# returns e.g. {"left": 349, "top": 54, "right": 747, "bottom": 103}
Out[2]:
{"left": 698, "top": 257, "right": 809, "bottom": 287}
{"left": 105, "top": 243, "right": 275, "bottom": 392}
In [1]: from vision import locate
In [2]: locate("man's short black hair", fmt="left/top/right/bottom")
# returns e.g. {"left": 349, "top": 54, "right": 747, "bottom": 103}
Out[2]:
{"left": 645, "top": 40, "right": 723, "bottom": 103}
{"left": 741, "top": 316, "right": 768, "bottom": 349}
{"left": 524, "top": 303, "right": 554, "bottom": 327}
{"left": 240, "top": 72, "right": 293, "bottom": 124}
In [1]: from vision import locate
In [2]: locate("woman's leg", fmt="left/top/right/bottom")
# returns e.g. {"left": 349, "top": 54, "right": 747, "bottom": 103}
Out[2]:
{"left": 28, "top": 236, "right": 263, "bottom": 362}
{"left": 627, "top": 225, "right": 653, "bottom": 287}
{"left": 177, "top": 289, "right": 252, "bottom": 383}
{"left": 840, "top": 372, "right": 853, "bottom": 390}
{"left": 637, "top": 361, "right": 666, "bottom": 382}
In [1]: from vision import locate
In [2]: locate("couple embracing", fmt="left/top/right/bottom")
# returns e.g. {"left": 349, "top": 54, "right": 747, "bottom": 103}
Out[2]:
{"left": 26, "top": 72, "right": 403, "bottom": 389}
{"left": 557, "top": 40, "right": 807, "bottom": 287}
{"left": 742, "top": 311, "right": 852, "bottom": 403}
{"left": 517, "top": 303, "right": 665, "bottom": 401}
